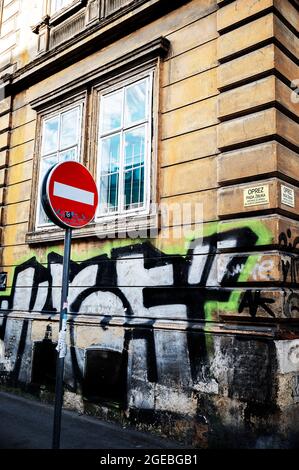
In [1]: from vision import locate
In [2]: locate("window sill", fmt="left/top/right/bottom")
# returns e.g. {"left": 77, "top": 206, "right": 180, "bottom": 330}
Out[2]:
{"left": 26, "top": 211, "right": 159, "bottom": 245}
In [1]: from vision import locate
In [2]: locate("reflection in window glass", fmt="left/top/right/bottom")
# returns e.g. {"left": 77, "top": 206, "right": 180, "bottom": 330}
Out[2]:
{"left": 60, "top": 108, "right": 79, "bottom": 149}
{"left": 100, "top": 134, "right": 120, "bottom": 174}
{"left": 60, "top": 147, "right": 77, "bottom": 161}
{"left": 99, "top": 134, "right": 120, "bottom": 214}
{"left": 124, "top": 166, "right": 144, "bottom": 211}
{"left": 124, "top": 126, "right": 145, "bottom": 210}
{"left": 124, "top": 126, "right": 145, "bottom": 169}
{"left": 124, "top": 80, "right": 147, "bottom": 127}
{"left": 100, "top": 173, "right": 119, "bottom": 214}
{"left": 51, "top": 0, "right": 70, "bottom": 14}
{"left": 38, "top": 155, "right": 58, "bottom": 225}
{"left": 40, "top": 155, "right": 58, "bottom": 180}
{"left": 37, "top": 104, "right": 82, "bottom": 227}
{"left": 98, "top": 76, "right": 151, "bottom": 217}
{"left": 100, "top": 90, "right": 123, "bottom": 134}
{"left": 42, "top": 117, "right": 59, "bottom": 156}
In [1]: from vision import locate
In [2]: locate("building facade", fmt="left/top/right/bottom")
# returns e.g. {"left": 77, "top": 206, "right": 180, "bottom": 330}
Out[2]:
{"left": 0, "top": 0, "right": 298, "bottom": 448}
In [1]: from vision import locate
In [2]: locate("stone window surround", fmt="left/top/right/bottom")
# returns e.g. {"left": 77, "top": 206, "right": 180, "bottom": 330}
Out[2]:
{"left": 26, "top": 37, "right": 170, "bottom": 245}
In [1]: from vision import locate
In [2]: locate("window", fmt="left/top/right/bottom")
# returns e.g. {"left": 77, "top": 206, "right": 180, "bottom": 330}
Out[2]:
{"left": 28, "top": 39, "right": 167, "bottom": 242}
{"left": 97, "top": 75, "right": 152, "bottom": 219}
{"left": 51, "top": 0, "right": 71, "bottom": 15}
{"left": 31, "top": 70, "right": 157, "bottom": 239}
{"left": 36, "top": 103, "right": 83, "bottom": 228}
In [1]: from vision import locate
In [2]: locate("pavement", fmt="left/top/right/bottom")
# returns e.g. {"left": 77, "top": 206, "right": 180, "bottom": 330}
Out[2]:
{"left": 0, "top": 391, "right": 183, "bottom": 449}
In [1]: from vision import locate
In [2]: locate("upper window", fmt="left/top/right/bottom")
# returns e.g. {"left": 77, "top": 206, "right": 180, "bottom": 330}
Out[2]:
{"left": 37, "top": 103, "right": 83, "bottom": 228}
{"left": 30, "top": 69, "right": 157, "bottom": 240}
{"left": 51, "top": 0, "right": 71, "bottom": 15}
{"left": 28, "top": 37, "right": 168, "bottom": 242}
{"left": 97, "top": 75, "right": 152, "bottom": 218}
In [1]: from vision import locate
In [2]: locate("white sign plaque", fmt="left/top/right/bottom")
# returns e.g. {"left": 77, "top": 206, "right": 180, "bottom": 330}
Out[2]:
{"left": 281, "top": 185, "right": 295, "bottom": 208}
{"left": 243, "top": 185, "right": 269, "bottom": 207}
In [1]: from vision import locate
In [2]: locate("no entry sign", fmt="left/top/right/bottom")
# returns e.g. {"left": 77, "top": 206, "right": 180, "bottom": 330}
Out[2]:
{"left": 41, "top": 161, "right": 98, "bottom": 448}
{"left": 42, "top": 161, "right": 98, "bottom": 229}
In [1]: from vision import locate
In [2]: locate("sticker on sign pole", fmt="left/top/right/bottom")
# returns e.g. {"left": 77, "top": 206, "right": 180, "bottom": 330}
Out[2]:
{"left": 41, "top": 161, "right": 98, "bottom": 229}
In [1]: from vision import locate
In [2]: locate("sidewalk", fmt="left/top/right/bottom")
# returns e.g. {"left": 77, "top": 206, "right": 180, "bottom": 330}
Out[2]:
{"left": 0, "top": 391, "right": 183, "bottom": 449}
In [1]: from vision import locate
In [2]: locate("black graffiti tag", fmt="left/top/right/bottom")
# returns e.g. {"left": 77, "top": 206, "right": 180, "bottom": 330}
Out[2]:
{"left": 238, "top": 290, "right": 276, "bottom": 318}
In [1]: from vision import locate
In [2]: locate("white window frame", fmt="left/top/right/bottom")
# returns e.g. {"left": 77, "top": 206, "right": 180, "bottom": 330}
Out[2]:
{"left": 95, "top": 71, "right": 153, "bottom": 223}
{"left": 35, "top": 101, "right": 84, "bottom": 230}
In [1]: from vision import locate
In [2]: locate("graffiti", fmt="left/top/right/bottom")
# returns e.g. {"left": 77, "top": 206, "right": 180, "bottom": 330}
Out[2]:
{"left": 279, "top": 229, "right": 299, "bottom": 251}
{"left": 238, "top": 290, "right": 276, "bottom": 318}
{"left": 290, "top": 79, "right": 299, "bottom": 105}
{"left": 251, "top": 260, "right": 275, "bottom": 282}
{"left": 0, "top": 273, "right": 7, "bottom": 291}
{"left": 284, "top": 292, "right": 299, "bottom": 318}
{"left": 218, "top": 256, "right": 275, "bottom": 282}
{"left": 282, "top": 256, "right": 299, "bottom": 285}
{"left": 0, "top": 221, "right": 297, "bottom": 418}
{"left": 292, "top": 375, "right": 299, "bottom": 403}
{"left": 224, "top": 263, "right": 244, "bottom": 278}
{"left": 0, "top": 227, "right": 271, "bottom": 319}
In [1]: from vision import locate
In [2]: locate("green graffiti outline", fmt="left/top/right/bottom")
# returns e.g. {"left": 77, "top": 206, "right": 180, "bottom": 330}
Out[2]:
{"left": 0, "top": 239, "right": 145, "bottom": 298}
{"left": 204, "top": 220, "right": 273, "bottom": 321}
{"left": 0, "top": 220, "right": 272, "bottom": 320}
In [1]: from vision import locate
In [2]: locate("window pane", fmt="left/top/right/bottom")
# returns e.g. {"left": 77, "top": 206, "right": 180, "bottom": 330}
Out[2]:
{"left": 52, "top": 0, "right": 69, "bottom": 14}
{"left": 38, "top": 155, "right": 58, "bottom": 225}
{"left": 38, "top": 206, "right": 50, "bottom": 226}
{"left": 40, "top": 155, "right": 58, "bottom": 179}
{"left": 124, "top": 79, "right": 147, "bottom": 127}
{"left": 124, "top": 167, "right": 144, "bottom": 210}
{"left": 60, "top": 108, "right": 79, "bottom": 150}
{"left": 123, "top": 127, "right": 145, "bottom": 210}
{"left": 59, "top": 147, "right": 78, "bottom": 162}
{"left": 124, "top": 126, "right": 145, "bottom": 170}
{"left": 99, "top": 174, "right": 119, "bottom": 214}
{"left": 135, "top": 166, "right": 144, "bottom": 206}
{"left": 100, "top": 90, "right": 123, "bottom": 134}
{"left": 109, "top": 173, "right": 119, "bottom": 211}
{"left": 42, "top": 117, "right": 59, "bottom": 156}
{"left": 37, "top": 104, "right": 83, "bottom": 229}
{"left": 98, "top": 134, "right": 120, "bottom": 214}
{"left": 100, "top": 134, "right": 120, "bottom": 174}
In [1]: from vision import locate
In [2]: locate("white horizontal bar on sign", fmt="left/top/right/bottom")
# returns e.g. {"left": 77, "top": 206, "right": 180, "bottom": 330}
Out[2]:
{"left": 53, "top": 182, "right": 94, "bottom": 206}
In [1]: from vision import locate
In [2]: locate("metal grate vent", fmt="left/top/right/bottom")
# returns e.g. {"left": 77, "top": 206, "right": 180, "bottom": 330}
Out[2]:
{"left": 49, "top": 10, "right": 86, "bottom": 48}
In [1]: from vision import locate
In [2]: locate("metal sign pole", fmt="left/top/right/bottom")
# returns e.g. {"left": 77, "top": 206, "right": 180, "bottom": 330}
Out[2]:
{"left": 52, "top": 227, "right": 72, "bottom": 450}
{"left": 42, "top": 161, "right": 98, "bottom": 449}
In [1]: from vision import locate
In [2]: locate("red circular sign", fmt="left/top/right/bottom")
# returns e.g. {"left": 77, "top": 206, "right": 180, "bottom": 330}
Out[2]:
{"left": 42, "top": 161, "right": 98, "bottom": 229}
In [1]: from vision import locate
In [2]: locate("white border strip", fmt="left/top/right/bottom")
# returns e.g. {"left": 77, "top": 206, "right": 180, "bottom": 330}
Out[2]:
{"left": 53, "top": 181, "right": 94, "bottom": 206}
